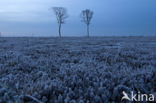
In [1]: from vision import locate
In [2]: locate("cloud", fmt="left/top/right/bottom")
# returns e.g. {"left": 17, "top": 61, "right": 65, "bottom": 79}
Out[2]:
{"left": 0, "top": 0, "right": 55, "bottom": 22}
{"left": 0, "top": 0, "right": 95, "bottom": 22}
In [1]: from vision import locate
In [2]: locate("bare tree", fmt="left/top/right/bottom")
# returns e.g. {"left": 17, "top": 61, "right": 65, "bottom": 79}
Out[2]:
{"left": 52, "top": 7, "right": 68, "bottom": 37}
{"left": 81, "top": 9, "right": 94, "bottom": 37}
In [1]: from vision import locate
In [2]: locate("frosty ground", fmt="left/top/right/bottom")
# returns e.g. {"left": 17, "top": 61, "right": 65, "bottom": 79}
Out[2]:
{"left": 0, "top": 37, "right": 156, "bottom": 103}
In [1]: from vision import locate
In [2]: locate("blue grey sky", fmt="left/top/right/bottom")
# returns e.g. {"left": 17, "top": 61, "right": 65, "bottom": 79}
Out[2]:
{"left": 0, "top": 0, "right": 156, "bottom": 37}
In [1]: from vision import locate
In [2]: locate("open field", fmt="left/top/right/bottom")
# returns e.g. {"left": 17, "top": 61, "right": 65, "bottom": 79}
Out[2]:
{"left": 0, "top": 37, "right": 156, "bottom": 103}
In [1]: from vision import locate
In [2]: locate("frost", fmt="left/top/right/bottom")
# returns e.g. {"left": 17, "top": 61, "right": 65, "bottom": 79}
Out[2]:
{"left": 0, "top": 37, "right": 156, "bottom": 102}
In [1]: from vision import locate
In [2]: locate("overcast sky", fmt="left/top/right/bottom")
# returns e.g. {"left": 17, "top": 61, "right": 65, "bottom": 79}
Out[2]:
{"left": 0, "top": 0, "right": 156, "bottom": 37}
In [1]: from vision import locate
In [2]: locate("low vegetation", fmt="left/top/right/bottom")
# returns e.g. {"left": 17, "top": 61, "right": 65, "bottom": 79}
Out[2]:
{"left": 0, "top": 37, "right": 156, "bottom": 103}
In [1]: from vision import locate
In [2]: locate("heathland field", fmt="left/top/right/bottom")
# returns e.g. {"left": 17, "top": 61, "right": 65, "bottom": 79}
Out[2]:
{"left": 0, "top": 37, "right": 156, "bottom": 103}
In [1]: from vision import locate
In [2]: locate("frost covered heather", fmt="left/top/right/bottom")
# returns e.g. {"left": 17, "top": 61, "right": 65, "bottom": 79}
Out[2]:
{"left": 0, "top": 37, "right": 156, "bottom": 103}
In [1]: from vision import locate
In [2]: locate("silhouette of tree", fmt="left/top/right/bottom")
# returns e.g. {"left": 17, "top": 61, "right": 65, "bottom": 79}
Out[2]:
{"left": 81, "top": 9, "right": 94, "bottom": 37}
{"left": 52, "top": 7, "right": 68, "bottom": 37}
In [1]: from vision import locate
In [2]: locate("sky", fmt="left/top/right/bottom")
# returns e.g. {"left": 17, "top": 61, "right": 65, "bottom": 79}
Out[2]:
{"left": 0, "top": 0, "right": 156, "bottom": 37}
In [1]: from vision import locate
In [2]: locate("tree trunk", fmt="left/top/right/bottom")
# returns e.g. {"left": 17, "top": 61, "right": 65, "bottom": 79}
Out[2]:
{"left": 87, "top": 25, "right": 89, "bottom": 37}
{"left": 59, "top": 24, "right": 61, "bottom": 37}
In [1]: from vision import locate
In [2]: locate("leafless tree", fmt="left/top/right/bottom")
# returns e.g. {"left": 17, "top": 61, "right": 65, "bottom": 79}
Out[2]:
{"left": 52, "top": 7, "right": 68, "bottom": 37}
{"left": 81, "top": 9, "right": 94, "bottom": 37}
